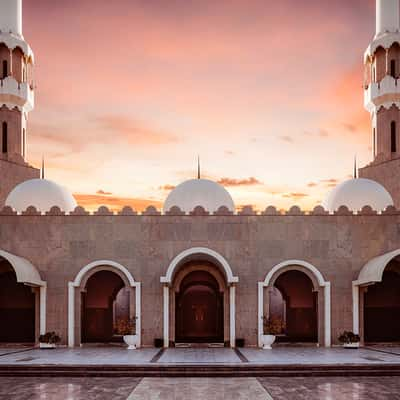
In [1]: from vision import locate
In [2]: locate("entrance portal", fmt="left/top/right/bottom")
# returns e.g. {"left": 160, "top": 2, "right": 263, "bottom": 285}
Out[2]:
{"left": 175, "top": 271, "right": 223, "bottom": 343}
{"left": 364, "top": 264, "right": 400, "bottom": 342}
{"left": 273, "top": 270, "right": 318, "bottom": 343}
{"left": 81, "top": 270, "right": 127, "bottom": 343}
{"left": 0, "top": 261, "right": 35, "bottom": 342}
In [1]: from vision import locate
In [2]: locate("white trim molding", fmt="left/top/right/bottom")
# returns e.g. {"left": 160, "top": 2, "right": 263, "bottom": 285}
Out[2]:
{"left": 0, "top": 249, "right": 47, "bottom": 336}
{"left": 161, "top": 247, "right": 239, "bottom": 284}
{"left": 352, "top": 248, "right": 400, "bottom": 336}
{"left": 68, "top": 260, "right": 141, "bottom": 348}
{"left": 161, "top": 247, "right": 238, "bottom": 348}
{"left": 258, "top": 259, "right": 331, "bottom": 348}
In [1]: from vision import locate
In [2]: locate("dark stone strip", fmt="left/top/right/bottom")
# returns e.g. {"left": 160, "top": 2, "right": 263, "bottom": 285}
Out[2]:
{"left": 365, "top": 347, "right": 400, "bottom": 357}
{"left": 150, "top": 348, "right": 165, "bottom": 363}
{"left": 0, "top": 348, "right": 35, "bottom": 357}
{"left": 234, "top": 348, "right": 249, "bottom": 363}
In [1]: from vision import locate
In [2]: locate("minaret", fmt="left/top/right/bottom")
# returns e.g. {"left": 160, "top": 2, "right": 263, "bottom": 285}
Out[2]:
{"left": 364, "top": 0, "right": 400, "bottom": 162}
{"left": 0, "top": 0, "right": 34, "bottom": 164}
{"left": 0, "top": 0, "right": 39, "bottom": 208}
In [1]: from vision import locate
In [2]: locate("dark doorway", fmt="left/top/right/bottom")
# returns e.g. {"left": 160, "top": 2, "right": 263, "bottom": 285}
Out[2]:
{"left": 364, "top": 269, "right": 400, "bottom": 342}
{"left": 0, "top": 261, "right": 35, "bottom": 342}
{"left": 81, "top": 270, "right": 127, "bottom": 343}
{"left": 274, "top": 270, "right": 318, "bottom": 343}
{"left": 175, "top": 270, "right": 223, "bottom": 343}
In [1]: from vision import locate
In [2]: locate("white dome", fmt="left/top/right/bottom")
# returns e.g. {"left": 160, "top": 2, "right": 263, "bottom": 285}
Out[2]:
{"left": 322, "top": 178, "right": 393, "bottom": 213}
{"left": 163, "top": 179, "right": 235, "bottom": 213}
{"left": 6, "top": 179, "right": 77, "bottom": 213}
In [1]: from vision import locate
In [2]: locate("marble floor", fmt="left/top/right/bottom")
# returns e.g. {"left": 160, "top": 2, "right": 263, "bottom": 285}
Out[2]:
{"left": 1, "top": 377, "right": 400, "bottom": 399}
{"left": 0, "top": 346, "right": 399, "bottom": 366}
{"left": 127, "top": 378, "right": 272, "bottom": 400}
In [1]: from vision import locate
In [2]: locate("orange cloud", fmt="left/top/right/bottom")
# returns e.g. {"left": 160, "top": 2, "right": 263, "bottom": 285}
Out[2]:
{"left": 74, "top": 193, "right": 162, "bottom": 213}
{"left": 218, "top": 177, "right": 263, "bottom": 187}
{"left": 94, "top": 116, "right": 180, "bottom": 146}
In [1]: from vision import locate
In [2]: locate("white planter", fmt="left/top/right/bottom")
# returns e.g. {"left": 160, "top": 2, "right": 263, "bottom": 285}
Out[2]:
{"left": 261, "top": 334, "right": 276, "bottom": 350}
{"left": 343, "top": 342, "right": 360, "bottom": 349}
{"left": 123, "top": 334, "right": 139, "bottom": 350}
{"left": 39, "top": 342, "right": 56, "bottom": 349}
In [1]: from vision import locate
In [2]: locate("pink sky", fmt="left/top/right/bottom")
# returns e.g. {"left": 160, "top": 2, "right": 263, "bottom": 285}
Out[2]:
{"left": 23, "top": 0, "right": 375, "bottom": 211}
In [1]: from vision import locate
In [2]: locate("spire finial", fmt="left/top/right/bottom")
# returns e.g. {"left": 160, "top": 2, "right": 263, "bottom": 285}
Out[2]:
{"left": 41, "top": 155, "right": 45, "bottom": 180}
{"left": 354, "top": 154, "right": 357, "bottom": 179}
{"left": 197, "top": 155, "right": 201, "bottom": 179}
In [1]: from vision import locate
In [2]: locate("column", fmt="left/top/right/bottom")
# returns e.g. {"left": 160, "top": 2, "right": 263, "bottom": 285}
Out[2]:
{"left": 9, "top": 48, "right": 13, "bottom": 76}
{"left": 352, "top": 282, "right": 360, "bottom": 335}
{"left": 386, "top": 48, "right": 389, "bottom": 75}
{"left": 324, "top": 282, "right": 331, "bottom": 347}
{"left": 163, "top": 285, "right": 169, "bottom": 348}
{"left": 135, "top": 283, "right": 141, "bottom": 347}
{"left": 229, "top": 285, "right": 235, "bottom": 348}
{"left": 257, "top": 282, "right": 264, "bottom": 348}
{"left": 39, "top": 284, "right": 47, "bottom": 335}
{"left": 68, "top": 282, "right": 75, "bottom": 347}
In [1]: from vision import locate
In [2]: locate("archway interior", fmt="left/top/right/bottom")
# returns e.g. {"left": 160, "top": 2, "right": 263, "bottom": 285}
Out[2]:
{"left": 272, "top": 270, "right": 318, "bottom": 343}
{"left": 0, "top": 260, "right": 35, "bottom": 342}
{"left": 175, "top": 269, "right": 223, "bottom": 343}
{"left": 364, "top": 260, "right": 400, "bottom": 342}
{"left": 82, "top": 270, "right": 129, "bottom": 343}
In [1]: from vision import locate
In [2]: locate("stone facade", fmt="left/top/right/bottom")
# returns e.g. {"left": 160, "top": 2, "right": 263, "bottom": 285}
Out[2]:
{"left": 0, "top": 209, "right": 398, "bottom": 347}
{"left": 0, "top": 158, "right": 39, "bottom": 208}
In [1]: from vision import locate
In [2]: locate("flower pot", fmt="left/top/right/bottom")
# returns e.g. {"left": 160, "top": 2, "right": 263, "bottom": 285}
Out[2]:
{"left": 343, "top": 342, "right": 360, "bottom": 349}
{"left": 123, "top": 334, "right": 139, "bottom": 350}
{"left": 154, "top": 338, "right": 163, "bottom": 348}
{"left": 39, "top": 342, "right": 56, "bottom": 349}
{"left": 235, "top": 338, "right": 245, "bottom": 348}
{"left": 261, "top": 334, "right": 276, "bottom": 350}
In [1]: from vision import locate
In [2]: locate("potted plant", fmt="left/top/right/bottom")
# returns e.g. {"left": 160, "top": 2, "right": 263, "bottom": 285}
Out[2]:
{"left": 261, "top": 316, "right": 283, "bottom": 349}
{"left": 115, "top": 317, "right": 138, "bottom": 349}
{"left": 338, "top": 331, "right": 360, "bottom": 349}
{"left": 38, "top": 332, "right": 61, "bottom": 349}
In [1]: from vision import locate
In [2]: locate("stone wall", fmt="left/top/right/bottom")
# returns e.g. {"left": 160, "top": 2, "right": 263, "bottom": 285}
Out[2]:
{"left": 0, "top": 212, "right": 398, "bottom": 347}
{"left": 359, "top": 157, "right": 400, "bottom": 207}
{"left": 0, "top": 158, "right": 39, "bottom": 208}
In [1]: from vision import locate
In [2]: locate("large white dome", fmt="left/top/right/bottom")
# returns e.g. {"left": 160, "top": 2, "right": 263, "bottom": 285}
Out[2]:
{"left": 163, "top": 179, "right": 235, "bottom": 213}
{"left": 6, "top": 179, "right": 77, "bottom": 213}
{"left": 322, "top": 178, "right": 393, "bottom": 213}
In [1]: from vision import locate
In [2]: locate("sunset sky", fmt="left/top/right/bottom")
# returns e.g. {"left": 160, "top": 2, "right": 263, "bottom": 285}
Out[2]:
{"left": 23, "top": 0, "right": 375, "bottom": 212}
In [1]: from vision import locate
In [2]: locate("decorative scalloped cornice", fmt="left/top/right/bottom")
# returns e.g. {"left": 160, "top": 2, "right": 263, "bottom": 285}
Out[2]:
{"left": 0, "top": 33, "right": 34, "bottom": 63}
{"left": 0, "top": 204, "right": 398, "bottom": 217}
{"left": 364, "top": 32, "right": 400, "bottom": 62}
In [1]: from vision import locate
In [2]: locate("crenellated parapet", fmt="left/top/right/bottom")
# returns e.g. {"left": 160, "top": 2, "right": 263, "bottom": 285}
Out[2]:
{"left": 1, "top": 204, "right": 400, "bottom": 217}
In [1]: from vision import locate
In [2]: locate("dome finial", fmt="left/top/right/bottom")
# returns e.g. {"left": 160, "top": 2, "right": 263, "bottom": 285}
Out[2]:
{"left": 354, "top": 154, "right": 357, "bottom": 179}
{"left": 197, "top": 155, "right": 201, "bottom": 179}
{"left": 41, "top": 155, "right": 45, "bottom": 180}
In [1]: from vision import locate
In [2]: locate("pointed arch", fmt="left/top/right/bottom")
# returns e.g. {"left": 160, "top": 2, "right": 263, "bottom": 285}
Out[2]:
{"left": 68, "top": 260, "right": 141, "bottom": 348}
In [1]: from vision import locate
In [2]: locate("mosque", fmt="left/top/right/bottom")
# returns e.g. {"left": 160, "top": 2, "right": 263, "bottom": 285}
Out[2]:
{"left": 0, "top": 0, "right": 400, "bottom": 349}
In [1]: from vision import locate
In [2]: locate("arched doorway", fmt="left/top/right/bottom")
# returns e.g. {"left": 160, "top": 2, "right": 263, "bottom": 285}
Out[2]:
{"left": 258, "top": 260, "right": 331, "bottom": 347}
{"left": 68, "top": 260, "right": 141, "bottom": 347}
{"left": 175, "top": 270, "right": 223, "bottom": 343}
{"left": 364, "top": 261, "right": 400, "bottom": 343}
{"left": 161, "top": 247, "right": 238, "bottom": 348}
{"left": 0, "top": 261, "right": 35, "bottom": 342}
{"left": 81, "top": 270, "right": 126, "bottom": 343}
{"left": 273, "top": 271, "right": 318, "bottom": 342}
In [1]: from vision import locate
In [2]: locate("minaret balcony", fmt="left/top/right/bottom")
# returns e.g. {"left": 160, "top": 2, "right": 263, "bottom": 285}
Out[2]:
{"left": 0, "top": 76, "right": 34, "bottom": 112}
{"left": 0, "top": 32, "right": 34, "bottom": 62}
{"left": 364, "top": 75, "right": 400, "bottom": 113}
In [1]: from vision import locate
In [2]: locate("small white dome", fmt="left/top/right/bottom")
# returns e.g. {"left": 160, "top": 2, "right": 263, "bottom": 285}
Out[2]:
{"left": 322, "top": 178, "right": 393, "bottom": 212}
{"left": 6, "top": 179, "right": 77, "bottom": 213}
{"left": 163, "top": 179, "right": 235, "bottom": 213}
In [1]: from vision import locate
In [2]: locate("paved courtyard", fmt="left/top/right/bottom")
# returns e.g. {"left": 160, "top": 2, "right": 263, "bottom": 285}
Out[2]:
{"left": 1, "top": 376, "right": 400, "bottom": 399}
{"left": 0, "top": 346, "right": 399, "bottom": 365}
{"left": 0, "top": 347, "right": 399, "bottom": 399}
